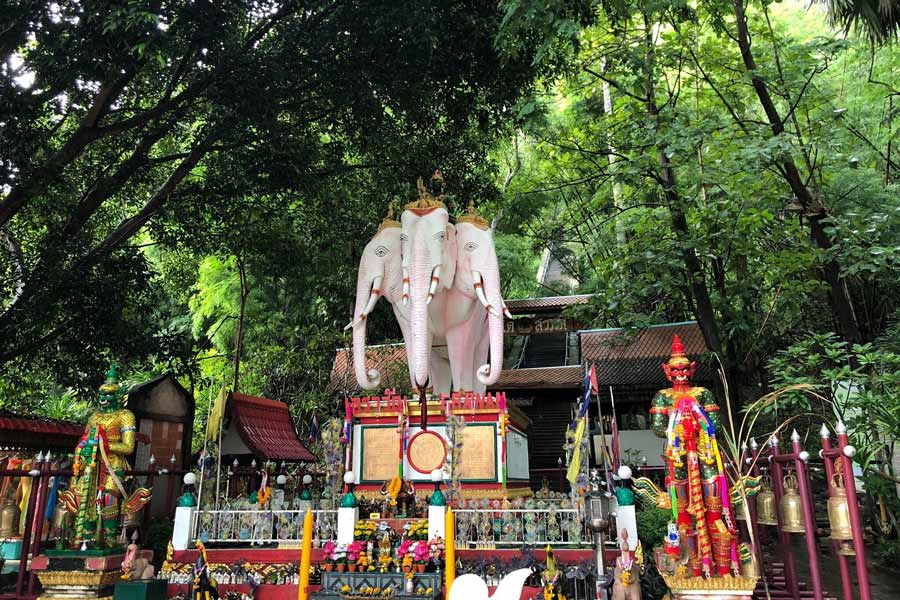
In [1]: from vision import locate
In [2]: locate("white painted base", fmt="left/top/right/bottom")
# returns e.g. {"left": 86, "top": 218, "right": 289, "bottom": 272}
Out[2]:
{"left": 428, "top": 505, "right": 446, "bottom": 540}
{"left": 172, "top": 506, "right": 196, "bottom": 551}
{"left": 337, "top": 507, "right": 359, "bottom": 545}
{"left": 616, "top": 504, "right": 638, "bottom": 550}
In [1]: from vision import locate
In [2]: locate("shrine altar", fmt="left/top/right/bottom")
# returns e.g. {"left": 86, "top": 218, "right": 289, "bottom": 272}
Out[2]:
{"left": 347, "top": 392, "right": 531, "bottom": 500}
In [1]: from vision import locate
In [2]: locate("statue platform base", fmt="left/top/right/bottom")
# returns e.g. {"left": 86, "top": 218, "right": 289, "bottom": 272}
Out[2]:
{"left": 33, "top": 549, "right": 153, "bottom": 600}
{"left": 662, "top": 574, "right": 757, "bottom": 600}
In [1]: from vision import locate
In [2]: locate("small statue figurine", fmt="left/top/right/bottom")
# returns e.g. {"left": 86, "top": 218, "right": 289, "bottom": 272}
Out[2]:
{"left": 612, "top": 529, "right": 642, "bottom": 600}
{"left": 541, "top": 545, "right": 564, "bottom": 600}
{"left": 58, "top": 365, "right": 150, "bottom": 549}
{"left": 192, "top": 541, "right": 219, "bottom": 600}
{"left": 122, "top": 530, "right": 155, "bottom": 580}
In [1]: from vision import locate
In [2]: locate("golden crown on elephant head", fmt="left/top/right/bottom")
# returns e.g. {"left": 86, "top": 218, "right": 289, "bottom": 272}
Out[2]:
{"left": 405, "top": 170, "right": 448, "bottom": 212}
{"left": 377, "top": 206, "right": 401, "bottom": 232}
{"left": 457, "top": 199, "right": 489, "bottom": 230}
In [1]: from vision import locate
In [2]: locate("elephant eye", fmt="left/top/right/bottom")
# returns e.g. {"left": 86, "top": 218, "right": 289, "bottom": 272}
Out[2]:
{"left": 374, "top": 245, "right": 389, "bottom": 257}
{"left": 464, "top": 242, "right": 479, "bottom": 252}
{"left": 434, "top": 231, "right": 445, "bottom": 242}
{"left": 400, "top": 234, "right": 408, "bottom": 242}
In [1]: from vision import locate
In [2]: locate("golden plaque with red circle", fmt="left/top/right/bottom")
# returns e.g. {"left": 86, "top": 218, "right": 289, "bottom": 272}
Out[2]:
{"left": 406, "top": 430, "right": 447, "bottom": 473}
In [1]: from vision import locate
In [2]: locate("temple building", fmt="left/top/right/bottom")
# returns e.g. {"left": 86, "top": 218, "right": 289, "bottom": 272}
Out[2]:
{"left": 328, "top": 294, "right": 712, "bottom": 488}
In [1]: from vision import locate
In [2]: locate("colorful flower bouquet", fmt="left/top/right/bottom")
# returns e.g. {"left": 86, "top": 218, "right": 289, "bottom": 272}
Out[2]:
{"left": 427, "top": 537, "right": 444, "bottom": 565}
{"left": 347, "top": 541, "right": 363, "bottom": 572}
{"left": 405, "top": 519, "right": 429, "bottom": 540}
{"left": 322, "top": 540, "right": 336, "bottom": 572}
{"left": 334, "top": 543, "right": 348, "bottom": 571}
{"left": 355, "top": 520, "right": 378, "bottom": 541}
{"left": 411, "top": 541, "right": 429, "bottom": 572}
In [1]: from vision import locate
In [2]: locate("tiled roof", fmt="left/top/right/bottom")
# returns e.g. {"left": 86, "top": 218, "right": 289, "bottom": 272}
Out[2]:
{"left": 505, "top": 294, "right": 592, "bottom": 314}
{"left": 229, "top": 393, "right": 316, "bottom": 462}
{"left": 328, "top": 344, "right": 410, "bottom": 395}
{"left": 0, "top": 412, "right": 84, "bottom": 450}
{"left": 488, "top": 366, "right": 583, "bottom": 390}
{"left": 580, "top": 322, "right": 712, "bottom": 386}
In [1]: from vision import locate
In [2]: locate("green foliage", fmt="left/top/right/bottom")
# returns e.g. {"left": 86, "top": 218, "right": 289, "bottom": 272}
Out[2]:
{"left": 635, "top": 506, "right": 669, "bottom": 551}
{"left": 768, "top": 330, "right": 900, "bottom": 474}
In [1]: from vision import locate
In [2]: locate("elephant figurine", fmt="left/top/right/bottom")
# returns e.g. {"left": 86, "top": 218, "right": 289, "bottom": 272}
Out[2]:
{"left": 612, "top": 529, "right": 642, "bottom": 600}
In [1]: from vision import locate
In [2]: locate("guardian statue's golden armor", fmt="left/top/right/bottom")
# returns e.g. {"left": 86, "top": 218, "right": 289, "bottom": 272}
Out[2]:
{"left": 59, "top": 365, "right": 150, "bottom": 549}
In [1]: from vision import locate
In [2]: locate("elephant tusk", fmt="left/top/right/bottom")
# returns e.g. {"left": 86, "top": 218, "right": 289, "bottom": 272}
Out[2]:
{"left": 502, "top": 302, "right": 513, "bottom": 319}
{"left": 362, "top": 276, "right": 383, "bottom": 315}
{"left": 426, "top": 266, "right": 441, "bottom": 304}
{"left": 473, "top": 271, "right": 495, "bottom": 314}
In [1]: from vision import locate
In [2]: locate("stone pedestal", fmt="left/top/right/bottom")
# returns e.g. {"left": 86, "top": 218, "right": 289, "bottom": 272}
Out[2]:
{"left": 33, "top": 549, "right": 153, "bottom": 600}
{"left": 172, "top": 506, "right": 195, "bottom": 551}
{"left": 337, "top": 507, "right": 358, "bottom": 545}
{"left": 615, "top": 504, "right": 637, "bottom": 549}
{"left": 427, "top": 505, "right": 445, "bottom": 540}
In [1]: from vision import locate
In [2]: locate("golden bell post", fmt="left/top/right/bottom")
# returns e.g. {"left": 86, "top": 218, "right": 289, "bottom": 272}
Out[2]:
{"left": 827, "top": 472, "right": 856, "bottom": 555}
{"left": 780, "top": 472, "right": 805, "bottom": 533}
{"left": 755, "top": 481, "right": 778, "bottom": 526}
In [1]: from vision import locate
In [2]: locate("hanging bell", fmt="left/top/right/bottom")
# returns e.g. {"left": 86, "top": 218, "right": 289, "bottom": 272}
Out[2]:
{"left": 756, "top": 482, "right": 777, "bottom": 526}
{"left": 780, "top": 472, "right": 806, "bottom": 533}
{"left": 0, "top": 495, "right": 21, "bottom": 539}
{"left": 838, "top": 541, "right": 856, "bottom": 556}
{"left": 828, "top": 473, "right": 854, "bottom": 541}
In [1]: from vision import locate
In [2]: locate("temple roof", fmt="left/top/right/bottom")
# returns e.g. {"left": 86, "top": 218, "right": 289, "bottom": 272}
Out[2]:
{"left": 580, "top": 321, "right": 712, "bottom": 385}
{"left": 0, "top": 411, "right": 84, "bottom": 450}
{"left": 226, "top": 393, "right": 316, "bottom": 462}
{"left": 505, "top": 294, "right": 592, "bottom": 315}
{"left": 329, "top": 321, "right": 712, "bottom": 395}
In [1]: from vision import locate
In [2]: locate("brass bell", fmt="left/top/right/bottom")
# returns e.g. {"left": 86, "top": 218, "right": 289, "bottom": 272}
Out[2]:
{"left": 828, "top": 472, "right": 854, "bottom": 541}
{"left": 838, "top": 541, "right": 856, "bottom": 556}
{"left": 756, "top": 481, "right": 777, "bottom": 526}
{"left": 780, "top": 472, "right": 806, "bottom": 533}
{"left": 0, "top": 495, "right": 21, "bottom": 539}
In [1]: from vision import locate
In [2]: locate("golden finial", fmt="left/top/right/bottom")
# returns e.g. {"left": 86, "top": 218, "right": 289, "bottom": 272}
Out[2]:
{"left": 405, "top": 170, "right": 447, "bottom": 211}
{"left": 378, "top": 205, "right": 400, "bottom": 232}
{"left": 457, "top": 199, "right": 489, "bottom": 230}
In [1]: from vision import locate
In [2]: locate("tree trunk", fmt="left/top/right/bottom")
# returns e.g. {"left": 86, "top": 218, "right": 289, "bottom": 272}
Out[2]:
{"left": 232, "top": 257, "right": 249, "bottom": 392}
{"left": 731, "top": 0, "right": 863, "bottom": 345}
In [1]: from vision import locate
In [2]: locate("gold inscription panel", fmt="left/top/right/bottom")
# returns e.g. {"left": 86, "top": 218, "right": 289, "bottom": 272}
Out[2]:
{"left": 362, "top": 427, "right": 400, "bottom": 481}
{"left": 459, "top": 425, "right": 497, "bottom": 481}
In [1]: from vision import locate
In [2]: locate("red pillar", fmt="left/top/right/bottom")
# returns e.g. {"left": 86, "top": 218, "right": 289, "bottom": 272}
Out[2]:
{"left": 791, "top": 429, "right": 823, "bottom": 600}
{"left": 820, "top": 425, "right": 855, "bottom": 600}
{"left": 836, "top": 421, "right": 872, "bottom": 600}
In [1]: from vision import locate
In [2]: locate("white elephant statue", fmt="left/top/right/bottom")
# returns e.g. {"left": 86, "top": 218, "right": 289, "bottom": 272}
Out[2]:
{"left": 346, "top": 210, "right": 449, "bottom": 391}
{"left": 347, "top": 172, "right": 507, "bottom": 397}
{"left": 399, "top": 173, "right": 456, "bottom": 394}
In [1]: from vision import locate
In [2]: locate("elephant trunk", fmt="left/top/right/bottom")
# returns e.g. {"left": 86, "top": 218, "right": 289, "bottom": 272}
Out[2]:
{"left": 352, "top": 270, "right": 382, "bottom": 389}
{"left": 476, "top": 269, "right": 504, "bottom": 386}
{"left": 410, "top": 230, "right": 432, "bottom": 389}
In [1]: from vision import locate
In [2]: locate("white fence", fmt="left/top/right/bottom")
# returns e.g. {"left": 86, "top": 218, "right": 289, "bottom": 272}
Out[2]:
{"left": 454, "top": 508, "right": 586, "bottom": 547}
{"left": 191, "top": 509, "right": 337, "bottom": 544}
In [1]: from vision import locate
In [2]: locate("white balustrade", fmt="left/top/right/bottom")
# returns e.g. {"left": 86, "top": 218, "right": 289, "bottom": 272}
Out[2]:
{"left": 453, "top": 508, "right": 586, "bottom": 547}
{"left": 191, "top": 509, "right": 337, "bottom": 544}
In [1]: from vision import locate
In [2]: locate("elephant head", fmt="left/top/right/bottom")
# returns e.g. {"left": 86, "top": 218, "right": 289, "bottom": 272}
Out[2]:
{"left": 401, "top": 174, "right": 456, "bottom": 389}
{"left": 454, "top": 205, "right": 506, "bottom": 386}
{"left": 346, "top": 214, "right": 404, "bottom": 389}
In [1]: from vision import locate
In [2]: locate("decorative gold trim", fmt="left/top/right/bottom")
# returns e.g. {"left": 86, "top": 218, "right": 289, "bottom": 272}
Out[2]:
{"left": 377, "top": 206, "right": 401, "bottom": 232}
{"left": 457, "top": 200, "right": 488, "bottom": 230}
{"left": 38, "top": 571, "right": 123, "bottom": 586}
{"left": 661, "top": 574, "right": 758, "bottom": 593}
